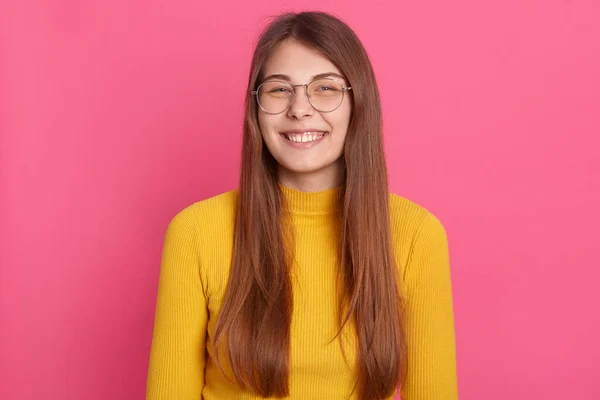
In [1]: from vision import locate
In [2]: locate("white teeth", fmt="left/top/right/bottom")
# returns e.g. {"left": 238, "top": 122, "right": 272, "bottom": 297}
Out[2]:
{"left": 284, "top": 132, "right": 325, "bottom": 143}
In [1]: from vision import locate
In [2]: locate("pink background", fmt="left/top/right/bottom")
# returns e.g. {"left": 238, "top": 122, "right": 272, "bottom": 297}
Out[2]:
{"left": 1, "top": 0, "right": 599, "bottom": 399}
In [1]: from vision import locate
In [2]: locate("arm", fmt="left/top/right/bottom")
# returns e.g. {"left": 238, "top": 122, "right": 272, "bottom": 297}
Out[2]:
{"left": 146, "top": 208, "right": 208, "bottom": 399}
{"left": 401, "top": 213, "right": 458, "bottom": 399}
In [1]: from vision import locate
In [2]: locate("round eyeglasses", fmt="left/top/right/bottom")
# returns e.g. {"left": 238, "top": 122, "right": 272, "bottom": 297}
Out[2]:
{"left": 251, "top": 78, "right": 352, "bottom": 115}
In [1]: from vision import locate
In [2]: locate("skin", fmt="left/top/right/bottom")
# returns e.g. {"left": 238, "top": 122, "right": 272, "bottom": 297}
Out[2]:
{"left": 258, "top": 39, "right": 352, "bottom": 192}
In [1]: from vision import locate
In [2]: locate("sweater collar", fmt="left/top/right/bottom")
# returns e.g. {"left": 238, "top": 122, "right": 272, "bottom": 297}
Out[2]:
{"left": 279, "top": 183, "right": 343, "bottom": 215}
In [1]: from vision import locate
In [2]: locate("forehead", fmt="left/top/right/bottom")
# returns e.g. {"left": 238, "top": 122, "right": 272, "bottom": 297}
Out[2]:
{"left": 262, "top": 39, "right": 343, "bottom": 82}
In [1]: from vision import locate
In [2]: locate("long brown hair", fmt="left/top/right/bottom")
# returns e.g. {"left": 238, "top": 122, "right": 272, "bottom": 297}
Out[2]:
{"left": 213, "top": 11, "right": 407, "bottom": 399}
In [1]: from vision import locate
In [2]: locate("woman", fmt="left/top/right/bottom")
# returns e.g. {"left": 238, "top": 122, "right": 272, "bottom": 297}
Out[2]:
{"left": 146, "top": 11, "right": 458, "bottom": 400}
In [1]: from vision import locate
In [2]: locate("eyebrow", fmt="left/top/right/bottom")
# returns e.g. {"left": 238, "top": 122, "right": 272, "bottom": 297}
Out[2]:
{"left": 262, "top": 72, "right": 347, "bottom": 83}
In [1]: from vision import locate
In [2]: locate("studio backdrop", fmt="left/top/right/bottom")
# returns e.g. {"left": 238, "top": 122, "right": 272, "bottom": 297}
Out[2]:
{"left": 1, "top": 1, "right": 598, "bottom": 399}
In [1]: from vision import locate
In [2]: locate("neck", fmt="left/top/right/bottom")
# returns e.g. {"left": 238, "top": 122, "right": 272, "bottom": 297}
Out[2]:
{"left": 279, "top": 183, "right": 343, "bottom": 216}
{"left": 277, "top": 158, "right": 345, "bottom": 192}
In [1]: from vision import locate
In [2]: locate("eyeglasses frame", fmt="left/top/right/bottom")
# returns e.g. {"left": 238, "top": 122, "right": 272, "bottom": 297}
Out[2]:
{"left": 251, "top": 77, "right": 352, "bottom": 115}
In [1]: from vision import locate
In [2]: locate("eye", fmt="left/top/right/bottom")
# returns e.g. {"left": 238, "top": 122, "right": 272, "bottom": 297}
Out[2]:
{"left": 315, "top": 85, "right": 340, "bottom": 91}
{"left": 268, "top": 86, "right": 292, "bottom": 93}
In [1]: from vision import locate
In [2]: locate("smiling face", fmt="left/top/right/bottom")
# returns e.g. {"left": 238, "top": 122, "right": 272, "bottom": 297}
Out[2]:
{"left": 257, "top": 39, "right": 352, "bottom": 191}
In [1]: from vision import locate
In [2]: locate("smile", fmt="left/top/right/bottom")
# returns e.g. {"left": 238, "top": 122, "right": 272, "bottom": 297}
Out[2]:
{"left": 282, "top": 132, "right": 327, "bottom": 143}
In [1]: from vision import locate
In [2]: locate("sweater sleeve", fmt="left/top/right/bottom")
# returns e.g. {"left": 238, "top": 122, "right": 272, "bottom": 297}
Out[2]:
{"left": 400, "top": 213, "right": 458, "bottom": 400}
{"left": 146, "top": 207, "right": 208, "bottom": 400}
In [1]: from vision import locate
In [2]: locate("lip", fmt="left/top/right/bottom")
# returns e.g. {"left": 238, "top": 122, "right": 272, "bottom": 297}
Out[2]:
{"left": 279, "top": 130, "right": 329, "bottom": 149}
{"left": 280, "top": 129, "right": 327, "bottom": 135}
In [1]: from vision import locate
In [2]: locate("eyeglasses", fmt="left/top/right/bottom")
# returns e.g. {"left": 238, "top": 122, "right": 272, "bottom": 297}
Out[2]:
{"left": 251, "top": 78, "right": 352, "bottom": 115}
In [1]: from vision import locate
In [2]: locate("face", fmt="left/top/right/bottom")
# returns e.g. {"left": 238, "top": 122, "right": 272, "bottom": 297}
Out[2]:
{"left": 257, "top": 39, "right": 352, "bottom": 190}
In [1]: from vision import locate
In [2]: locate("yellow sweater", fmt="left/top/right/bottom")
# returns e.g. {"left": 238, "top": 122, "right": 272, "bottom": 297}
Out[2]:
{"left": 146, "top": 185, "right": 458, "bottom": 399}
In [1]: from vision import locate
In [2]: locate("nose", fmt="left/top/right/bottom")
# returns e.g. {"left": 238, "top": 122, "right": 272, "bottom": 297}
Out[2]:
{"left": 287, "top": 85, "right": 314, "bottom": 119}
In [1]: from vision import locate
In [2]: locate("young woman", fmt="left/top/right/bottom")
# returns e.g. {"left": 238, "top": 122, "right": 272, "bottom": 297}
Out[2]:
{"left": 146, "top": 11, "right": 458, "bottom": 400}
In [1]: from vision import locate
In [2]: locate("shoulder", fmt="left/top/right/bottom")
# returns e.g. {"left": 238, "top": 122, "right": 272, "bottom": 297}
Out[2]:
{"left": 178, "top": 188, "right": 237, "bottom": 218}
{"left": 388, "top": 192, "right": 445, "bottom": 232}
{"left": 388, "top": 192, "right": 448, "bottom": 273}
{"left": 166, "top": 189, "right": 238, "bottom": 235}
{"left": 190, "top": 188, "right": 237, "bottom": 218}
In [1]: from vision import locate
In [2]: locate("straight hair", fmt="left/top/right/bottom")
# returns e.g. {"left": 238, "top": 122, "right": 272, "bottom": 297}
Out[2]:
{"left": 213, "top": 11, "right": 407, "bottom": 399}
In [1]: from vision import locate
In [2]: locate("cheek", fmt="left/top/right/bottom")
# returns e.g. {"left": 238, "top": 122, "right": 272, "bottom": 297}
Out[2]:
{"left": 257, "top": 113, "right": 267, "bottom": 134}
{"left": 257, "top": 115, "right": 274, "bottom": 144}
{"left": 334, "top": 97, "right": 352, "bottom": 123}
{"left": 328, "top": 106, "right": 352, "bottom": 139}
{"left": 258, "top": 113, "right": 279, "bottom": 134}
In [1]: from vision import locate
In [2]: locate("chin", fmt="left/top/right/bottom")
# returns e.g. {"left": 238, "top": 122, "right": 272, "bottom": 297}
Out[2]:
{"left": 279, "top": 160, "right": 333, "bottom": 174}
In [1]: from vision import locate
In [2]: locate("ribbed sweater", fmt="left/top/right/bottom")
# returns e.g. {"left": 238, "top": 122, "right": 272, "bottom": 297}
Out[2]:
{"left": 146, "top": 185, "right": 458, "bottom": 399}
